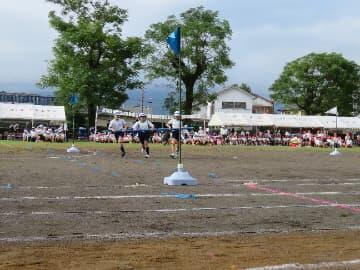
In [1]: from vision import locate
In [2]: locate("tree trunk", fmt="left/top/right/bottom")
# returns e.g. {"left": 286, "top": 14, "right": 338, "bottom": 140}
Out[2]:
{"left": 87, "top": 103, "right": 96, "bottom": 129}
{"left": 183, "top": 81, "right": 194, "bottom": 115}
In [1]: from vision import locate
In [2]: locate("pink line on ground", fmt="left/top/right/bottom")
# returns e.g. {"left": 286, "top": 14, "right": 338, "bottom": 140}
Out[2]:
{"left": 244, "top": 183, "right": 360, "bottom": 214}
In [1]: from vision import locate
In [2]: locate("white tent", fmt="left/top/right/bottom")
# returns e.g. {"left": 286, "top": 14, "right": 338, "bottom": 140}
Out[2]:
{"left": 0, "top": 103, "right": 66, "bottom": 121}
{"left": 209, "top": 112, "right": 360, "bottom": 129}
{"left": 319, "top": 116, "right": 360, "bottom": 129}
{"left": 241, "top": 113, "right": 274, "bottom": 126}
{"left": 208, "top": 112, "right": 252, "bottom": 126}
{"left": 271, "top": 115, "right": 322, "bottom": 128}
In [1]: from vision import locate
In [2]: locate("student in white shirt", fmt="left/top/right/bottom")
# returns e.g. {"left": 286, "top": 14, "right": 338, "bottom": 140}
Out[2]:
{"left": 133, "top": 113, "right": 155, "bottom": 158}
{"left": 108, "top": 112, "right": 127, "bottom": 157}
{"left": 166, "top": 111, "right": 181, "bottom": 159}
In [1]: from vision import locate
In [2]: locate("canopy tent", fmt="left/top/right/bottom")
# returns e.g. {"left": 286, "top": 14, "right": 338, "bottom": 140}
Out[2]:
{"left": 0, "top": 103, "right": 66, "bottom": 122}
{"left": 241, "top": 113, "right": 274, "bottom": 127}
{"left": 208, "top": 112, "right": 252, "bottom": 127}
{"left": 271, "top": 115, "right": 323, "bottom": 128}
{"left": 209, "top": 112, "right": 360, "bottom": 129}
{"left": 320, "top": 116, "right": 360, "bottom": 129}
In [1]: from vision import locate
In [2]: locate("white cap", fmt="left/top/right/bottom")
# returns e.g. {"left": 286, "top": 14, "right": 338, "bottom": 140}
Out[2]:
{"left": 174, "top": 111, "right": 180, "bottom": 116}
{"left": 139, "top": 112, "right": 146, "bottom": 117}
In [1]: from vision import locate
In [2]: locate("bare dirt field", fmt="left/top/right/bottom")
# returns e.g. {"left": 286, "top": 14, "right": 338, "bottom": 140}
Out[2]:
{"left": 0, "top": 142, "right": 359, "bottom": 269}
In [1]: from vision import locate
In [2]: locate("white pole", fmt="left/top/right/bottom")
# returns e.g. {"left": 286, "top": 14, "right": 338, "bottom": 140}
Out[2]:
{"left": 31, "top": 104, "right": 34, "bottom": 127}
{"left": 94, "top": 106, "right": 98, "bottom": 135}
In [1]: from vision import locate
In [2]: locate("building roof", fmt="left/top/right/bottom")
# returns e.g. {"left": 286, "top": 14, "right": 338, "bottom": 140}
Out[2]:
{"left": 216, "top": 84, "right": 273, "bottom": 104}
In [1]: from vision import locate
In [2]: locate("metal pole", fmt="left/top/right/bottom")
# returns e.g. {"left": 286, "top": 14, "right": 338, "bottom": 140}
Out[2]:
{"left": 94, "top": 106, "right": 98, "bottom": 135}
{"left": 141, "top": 89, "right": 144, "bottom": 113}
{"left": 72, "top": 106, "right": 75, "bottom": 145}
{"left": 335, "top": 112, "right": 338, "bottom": 149}
{"left": 178, "top": 40, "right": 182, "bottom": 165}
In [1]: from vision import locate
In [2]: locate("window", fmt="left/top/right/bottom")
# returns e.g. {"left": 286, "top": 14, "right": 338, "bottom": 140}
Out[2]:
{"left": 222, "top": 101, "right": 246, "bottom": 109}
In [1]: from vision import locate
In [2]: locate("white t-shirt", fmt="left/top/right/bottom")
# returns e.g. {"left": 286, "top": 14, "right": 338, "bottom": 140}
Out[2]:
{"left": 168, "top": 119, "right": 181, "bottom": 129}
{"left": 133, "top": 120, "right": 154, "bottom": 130}
{"left": 109, "top": 119, "right": 126, "bottom": 131}
{"left": 220, "top": 128, "right": 228, "bottom": 136}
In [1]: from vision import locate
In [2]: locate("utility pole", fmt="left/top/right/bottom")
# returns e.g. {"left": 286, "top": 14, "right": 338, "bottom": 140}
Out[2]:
{"left": 141, "top": 88, "right": 144, "bottom": 113}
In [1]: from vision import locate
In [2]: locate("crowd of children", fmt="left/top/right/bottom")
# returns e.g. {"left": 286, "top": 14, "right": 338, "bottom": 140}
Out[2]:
{"left": 22, "top": 125, "right": 66, "bottom": 142}
{"left": 16, "top": 117, "right": 360, "bottom": 150}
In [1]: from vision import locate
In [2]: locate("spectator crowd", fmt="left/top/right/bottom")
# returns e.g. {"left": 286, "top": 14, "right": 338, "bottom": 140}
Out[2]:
{"left": 88, "top": 126, "right": 360, "bottom": 148}
{"left": 2, "top": 121, "right": 358, "bottom": 148}
{"left": 22, "top": 125, "right": 66, "bottom": 142}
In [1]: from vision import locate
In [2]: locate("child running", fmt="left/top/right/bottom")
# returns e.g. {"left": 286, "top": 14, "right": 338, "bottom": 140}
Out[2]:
{"left": 133, "top": 112, "right": 155, "bottom": 158}
{"left": 166, "top": 111, "right": 182, "bottom": 159}
{"left": 108, "top": 112, "right": 127, "bottom": 157}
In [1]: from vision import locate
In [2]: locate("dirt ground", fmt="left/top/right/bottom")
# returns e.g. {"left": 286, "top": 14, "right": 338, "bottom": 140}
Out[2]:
{"left": 0, "top": 143, "right": 359, "bottom": 269}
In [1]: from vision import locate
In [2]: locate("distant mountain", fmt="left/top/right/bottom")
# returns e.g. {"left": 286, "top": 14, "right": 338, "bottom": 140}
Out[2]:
{"left": 0, "top": 82, "right": 54, "bottom": 96}
{"left": 0, "top": 82, "right": 169, "bottom": 114}
{"left": 124, "top": 88, "right": 169, "bottom": 114}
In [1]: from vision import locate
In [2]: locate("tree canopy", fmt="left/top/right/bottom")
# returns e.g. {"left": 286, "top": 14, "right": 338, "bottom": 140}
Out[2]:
{"left": 145, "top": 6, "right": 234, "bottom": 114}
{"left": 39, "top": 0, "right": 146, "bottom": 127}
{"left": 270, "top": 52, "right": 360, "bottom": 116}
{"left": 239, "top": 83, "right": 252, "bottom": 93}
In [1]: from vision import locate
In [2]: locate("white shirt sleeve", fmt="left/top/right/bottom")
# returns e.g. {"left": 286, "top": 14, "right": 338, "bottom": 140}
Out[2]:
{"left": 108, "top": 120, "right": 114, "bottom": 130}
{"left": 133, "top": 122, "right": 139, "bottom": 130}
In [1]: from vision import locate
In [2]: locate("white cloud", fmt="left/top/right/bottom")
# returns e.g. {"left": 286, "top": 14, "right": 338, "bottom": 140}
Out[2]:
{"left": 1, "top": 0, "right": 360, "bottom": 96}
{"left": 229, "top": 17, "right": 360, "bottom": 93}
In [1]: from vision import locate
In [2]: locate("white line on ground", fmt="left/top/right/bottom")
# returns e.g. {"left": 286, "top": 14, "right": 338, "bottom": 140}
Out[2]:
{"left": 227, "top": 178, "right": 360, "bottom": 183}
{"left": 1, "top": 191, "right": 360, "bottom": 201}
{"left": 297, "top": 183, "right": 360, "bottom": 186}
{"left": 1, "top": 204, "right": 360, "bottom": 216}
{"left": 244, "top": 259, "right": 360, "bottom": 270}
{"left": 17, "top": 184, "right": 149, "bottom": 190}
{"left": 1, "top": 228, "right": 360, "bottom": 243}
{"left": 5, "top": 180, "right": 360, "bottom": 191}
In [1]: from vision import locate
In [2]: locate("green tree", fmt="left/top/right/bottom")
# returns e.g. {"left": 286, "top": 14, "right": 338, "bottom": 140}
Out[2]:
{"left": 270, "top": 52, "right": 360, "bottom": 116}
{"left": 145, "top": 6, "right": 234, "bottom": 115}
{"left": 239, "top": 83, "right": 252, "bottom": 93}
{"left": 39, "top": 0, "right": 146, "bottom": 127}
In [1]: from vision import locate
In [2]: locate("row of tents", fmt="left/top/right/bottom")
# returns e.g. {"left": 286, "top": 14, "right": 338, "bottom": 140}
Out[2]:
{"left": 208, "top": 112, "right": 360, "bottom": 129}
{"left": 1, "top": 103, "right": 360, "bottom": 130}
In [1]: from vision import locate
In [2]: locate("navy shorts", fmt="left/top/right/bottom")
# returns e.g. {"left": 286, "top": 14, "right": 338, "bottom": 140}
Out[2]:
{"left": 138, "top": 130, "right": 150, "bottom": 144}
{"left": 114, "top": 131, "right": 124, "bottom": 140}
{"left": 172, "top": 130, "right": 180, "bottom": 141}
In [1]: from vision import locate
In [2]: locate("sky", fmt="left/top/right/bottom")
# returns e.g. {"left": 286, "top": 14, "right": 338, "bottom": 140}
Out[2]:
{"left": 1, "top": 0, "right": 360, "bottom": 102}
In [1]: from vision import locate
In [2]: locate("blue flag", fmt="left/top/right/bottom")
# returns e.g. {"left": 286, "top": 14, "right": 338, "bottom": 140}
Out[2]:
{"left": 167, "top": 27, "right": 181, "bottom": 56}
{"left": 69, "top": 94, "right": 78, "bottom": 105}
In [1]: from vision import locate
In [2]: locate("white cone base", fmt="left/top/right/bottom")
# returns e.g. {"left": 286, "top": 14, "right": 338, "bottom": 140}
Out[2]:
{"left": 330, "top": 148, "right": 341, "bottom": 156}
{"left": 67, "top": 144, "right": 80, "bottom": 153}
{"left": 164, "top": 165, "right": 198, "bottom": 186}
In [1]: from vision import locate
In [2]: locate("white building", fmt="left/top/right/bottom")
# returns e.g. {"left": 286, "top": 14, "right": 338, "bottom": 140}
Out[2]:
{"left": 197, "top": 84, "right": 274, "bottom": 119}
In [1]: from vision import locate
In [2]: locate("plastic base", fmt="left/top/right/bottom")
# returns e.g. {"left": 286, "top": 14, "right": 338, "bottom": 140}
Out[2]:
{"left": 330, "top": 148, "right": 341, "bottom": 156}
{"left": 164, "top": 164, "right": 198, "bottom": 186}
{"left": 67, "top": 144, "right": 80, "bottom": 153}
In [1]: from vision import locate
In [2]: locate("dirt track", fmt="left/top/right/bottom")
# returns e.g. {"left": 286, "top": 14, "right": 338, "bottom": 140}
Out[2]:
{"left": 0, "top": 144, "right": 359, "bottom": 269}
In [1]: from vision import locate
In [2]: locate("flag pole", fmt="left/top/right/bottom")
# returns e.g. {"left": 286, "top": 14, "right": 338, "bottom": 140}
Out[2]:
{"left": 72, "top": 105, "right": 75, "bottom": 145}
{"left": 178, "top": 39, "right": 182, "bottom": 166}
{"left": 67, "top": 94, "right": 80, "bottom": 153}
{"left": 329, "top": 106, "right": 340, "bottom": 156}
{"left": 164, "top": 26, "right": 197, "bottom": 186}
